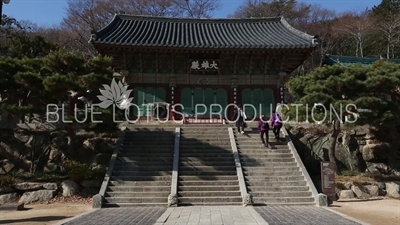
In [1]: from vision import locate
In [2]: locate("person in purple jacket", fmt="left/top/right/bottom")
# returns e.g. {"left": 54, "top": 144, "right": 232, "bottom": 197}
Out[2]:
{"left": 271, "top": 110, "right": 283, "bottom": 141}
{"left": 258, "top": 115, "right": 270, "bottom": 147}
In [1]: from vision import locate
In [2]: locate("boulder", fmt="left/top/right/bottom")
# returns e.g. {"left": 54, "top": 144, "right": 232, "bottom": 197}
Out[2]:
{"left": 14, "top": 182, "right": 43, "bottom": 191}
{"left": 351, "top": 185, "right": 369, "bottom": 198}
{"left": 0, "top": 186, "right": 14, "bottom": 195}
{"left": 18, "top": 190, "right": 57, "bottom": 203}
{"left": 362, "top": 143, "right": 391, "bottom": 162}
{"left": 339, "top": 190, "right": 355, "bottom": 199}
{"left": 344, "top": 182, "right": 354, "bottom": 190}
{"left": 43, "top": 183, "right": 58, "bottom": 190}
{"left": 385, "top": 181, "right": 400, "bottom": 198}
{"left": 0, "top": 192, "right": 18, "bottom": 204}
{"left": 377, "top": 182, "right": 386, "bottom": 190}
{"left": 61, "top": 180, "right": 81, "bottom": 196}
{"left": 364, "top": 185, "right": 379, "bottom": 197}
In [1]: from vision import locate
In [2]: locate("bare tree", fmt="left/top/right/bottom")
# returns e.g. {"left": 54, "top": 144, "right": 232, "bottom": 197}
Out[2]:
{"left": 60, "top": 0, "right": 221, "bottom": 55}
{"left": 332, "top": 10, "right": 373, "bottom": 57}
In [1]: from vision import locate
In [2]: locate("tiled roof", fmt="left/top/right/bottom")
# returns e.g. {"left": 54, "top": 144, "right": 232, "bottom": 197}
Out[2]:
{"left": 323, "top": 54, "right": 400, "bottom": 66}
{"left": 89, "top": 14, "right": 317, "bottom": 49}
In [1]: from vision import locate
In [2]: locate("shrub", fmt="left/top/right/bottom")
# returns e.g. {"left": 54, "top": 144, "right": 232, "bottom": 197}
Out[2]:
{"left": 63, "top": 160, "right": 106, "bottom": 182}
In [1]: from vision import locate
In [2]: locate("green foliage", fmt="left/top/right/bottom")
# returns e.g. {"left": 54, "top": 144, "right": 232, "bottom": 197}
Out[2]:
{"left": 285, "top": 61, "right": 400, "bottom": 127}
{"left": 63, "top": 160, "right": 106, "bottom": 182}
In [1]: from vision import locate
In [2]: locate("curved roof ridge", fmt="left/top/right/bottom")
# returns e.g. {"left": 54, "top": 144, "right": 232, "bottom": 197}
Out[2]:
{"left": 89, "top": 14, "right": 317, "bottom": 49}
{"left": 279, "top": 17, "right": 315, "bottom": 40}
{"left": 116, "top": 14, "right": 283, "bottom": 23}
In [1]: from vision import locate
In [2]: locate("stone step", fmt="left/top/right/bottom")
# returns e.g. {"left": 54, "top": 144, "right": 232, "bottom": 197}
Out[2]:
{"left": 112, "top": 167, "right": 173, "bottom": 173}
{"left": 242, "top": 165, "right": 300, "bottom": 172}
{"left": 180, "top": 128, "right": 228, "bottom": 132}
{"left": 109, "top": 181, "right": 171, "bottom": 186}
{"left": 240, "top": 155, "right": 297, "bottom": 165}
{"left": 181, "top": 134, "right": 230, "bottom": 138}
{"left": 124, "top": 136, "right": 174, "bottom": 140}
{"left": 239, "top": 149, "right": 292, "bottom": 154}
{"left": 252, "top": 197, "right": 315, "bottom": 204}
{"left": 237, "top": 145, "right": 289, "bottom": 150}
{"left": 107, "top": 186, "right": 171, "bottom": 192}
{"left": 103, "top": 203, "right": 168, "bottom": 207}
{"left": 241, "top": 167, "right": 300, "bottom": 172}
{"left": 245, "top": 176, "right": 305, "bottom": 182}
{"left": 179, "top": 171, "right": 238, "bottom": 176}
{"left": 247, "top": 186, "right": 310, "bottom": 192}
{"left": 179, "top": 140, "right": 231, "bottom": 149}
{"left": 245, "top": 180, "right": 307, "bottom": 187}
{"left": 243, "top": 170, "right": 302, "bottom": 176}
{"left": 115, "top": 158, "right": 173, "bottom": 164}
{"left": 241, "top": 162, "right": 298, "bottom": 168}
{"left": 178, "top": 186, "right": 240, "bottom": 192}
{"left": 178, "top": 191, "right": 241, "bottom": 197}
{"left": 178, "top": 197, "right": 242, "bottom": 204}
{"left": 179, "top": 153, "right": 234, "bottom": 157}
{"left": 115, "top": 157, "right": 173, "bottom": 162}
{"left": 104, "top": 197, "right": 167, "bottom": 204}
{"left": 117, "top": 153, "right": 173, "bottom": 157}
{"left": 111, "top": 165, "right": 172, "bottom": 171}
{"left": 120, "top": 145, "right": 174, "bottom": 149}
{"left": 179, "top": 147, "right": 232, "bottom": 150}
{"left": 238, "top": 152, "right": 294, "bottom": 157}
{"left": 179, "top": 175, "right": 238, "bottom": 181}
{"left": 250, "top": 191, "right": 312, "bottom": 198}
{"left": 179, "top": 161, "right": 234, "bottom": 167}
{"left": 105, "top": 191, "right": 169, "bottom": 197}
{"left": 111, "top": 175, "right": 172, "bottom": 181}
{"left": 179, "top": 180, "right": 239, "bottom": 186}
{"left": 180, "top": 140, "right": 231, "bottom": 145}
{"left": 180, "top": 157, "right": 234, "bottom": 162}
{"left": 179, "top": 166, "right": 236, "bottom": 171}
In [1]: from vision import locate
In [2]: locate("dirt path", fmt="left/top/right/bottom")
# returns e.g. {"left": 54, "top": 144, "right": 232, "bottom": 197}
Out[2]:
{"left": 0, "top": 198, "right": 399, "bottom": 225}
{"left": 0, "top": 202, "right": 92, "bottom": 225}
{"left": 330, "top": 197, "right": 400, "bottom": 225}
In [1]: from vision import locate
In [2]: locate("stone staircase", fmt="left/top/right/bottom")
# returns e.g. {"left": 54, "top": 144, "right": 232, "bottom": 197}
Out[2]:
{"left": 177, "top": 125, "right": 242, "bottom": 205}
{"left": 235, "top": 125, "right": 315, "bottom": 205}
{"left": 103, "top": 126, "right": 175, "bottom": 207}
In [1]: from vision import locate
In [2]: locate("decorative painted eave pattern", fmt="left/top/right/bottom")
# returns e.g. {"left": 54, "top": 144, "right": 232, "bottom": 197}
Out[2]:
{"left": 89, "top": 14, "right": 317, "bottom": 49}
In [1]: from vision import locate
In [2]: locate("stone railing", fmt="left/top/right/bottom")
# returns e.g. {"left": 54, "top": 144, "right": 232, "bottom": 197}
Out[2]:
{"left": 282, "top": 127, "right": 328, "bottom": 207}
{"left": 92, "top": 127, "right": 127, "bottom": 208}
{"left": 168, "top": 127, "right": 180, "bottom": 207}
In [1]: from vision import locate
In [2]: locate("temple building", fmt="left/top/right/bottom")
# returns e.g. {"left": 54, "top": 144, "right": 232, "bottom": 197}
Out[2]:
{"left": 89, "top": 14, "right": 317, "bottom": 121}
{"left": 322, "top": 54, "right": 400, "bottom": 66}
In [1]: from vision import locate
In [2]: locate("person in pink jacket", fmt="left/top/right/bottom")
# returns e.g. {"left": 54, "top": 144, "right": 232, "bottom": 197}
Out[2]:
{"left": 258, "top": 115, "right": 270, "bottom": 147}
{"left": 271, "top": 110, "right": 283, "bottom": 141}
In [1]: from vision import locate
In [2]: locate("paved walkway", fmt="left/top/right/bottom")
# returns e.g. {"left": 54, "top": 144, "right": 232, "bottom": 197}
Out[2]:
{"left": 57, "top": 206, "right": 369, "bottom": 225}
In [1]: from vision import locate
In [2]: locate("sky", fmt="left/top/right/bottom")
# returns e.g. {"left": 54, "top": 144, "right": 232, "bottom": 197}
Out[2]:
{"left": 3, "top": 0, "right": 383, "bottom": 27}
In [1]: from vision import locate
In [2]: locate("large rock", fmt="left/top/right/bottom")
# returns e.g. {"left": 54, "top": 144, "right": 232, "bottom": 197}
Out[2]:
{"left": 14, "top": 182, "right": 43, "bottom": 191}
{"left": 351, "top": 185, "right": 369, "bottom": 198}
{"left": 362, "top": 143, "right": 391, "bottom": 162}
{"left": 19, "top": 190, "right": 57, "bottom": 203}
{"left": 61, "top": 180, "right": 81, "bottom": 196}
{"left": 0, "top": 186, "right": 14, "bottom": 195}
{"left": 364, "top": 185, "right": 379, "bottom": 197}
{"left": 43, "top": 183, "right": 58, "bottom": 190}
{"left": 0, "top": 192, "right": 18, "bottom": 204}
{"left": 385, "top": 181, "right": 400, "bottom": 198}
{"left": 339, "top": 190, "right": 355, "bottom": 199}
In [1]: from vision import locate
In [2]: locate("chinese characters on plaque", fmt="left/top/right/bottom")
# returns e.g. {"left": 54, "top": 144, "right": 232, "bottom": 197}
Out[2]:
{"left": 190, "top": 59, "right": 219, "bottom": 71}
{"left": 321, "top": 161, "right": 337, "bottom": 202}
{"left": 279, "top": 86, "right": 285, "bottom": 104}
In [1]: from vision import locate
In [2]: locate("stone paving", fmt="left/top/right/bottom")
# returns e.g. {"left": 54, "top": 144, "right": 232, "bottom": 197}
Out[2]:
{"left": 59, "top": 207, "right": 166, "bottom": 225}
{"left": 58, "top": 205, "right": 368, "bottom": 225}
{"left": 253, "top": 206, "right": 366, "bottom": 225}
